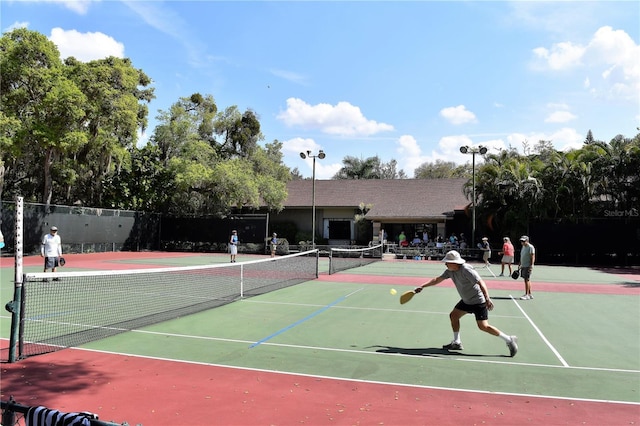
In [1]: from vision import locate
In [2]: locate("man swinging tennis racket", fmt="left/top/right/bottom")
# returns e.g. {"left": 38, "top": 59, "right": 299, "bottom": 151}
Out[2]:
{"left": 414, "top": 250, "right": 518, "bottom": 357}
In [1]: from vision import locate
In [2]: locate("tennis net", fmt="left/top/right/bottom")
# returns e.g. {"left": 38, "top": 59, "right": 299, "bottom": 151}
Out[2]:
{"left": 328, "top": 243, "right": 383, "bottom": 275}
{"left": 9, "top": 250, "right": 318, "bottom": 361}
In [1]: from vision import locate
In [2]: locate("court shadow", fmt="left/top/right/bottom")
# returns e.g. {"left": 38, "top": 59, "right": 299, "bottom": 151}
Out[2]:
{"left": 490, "top": 296, "right": 515, "bottom": 300}
{"left": 370, "top": 345, "right": 505, "bottom": 358}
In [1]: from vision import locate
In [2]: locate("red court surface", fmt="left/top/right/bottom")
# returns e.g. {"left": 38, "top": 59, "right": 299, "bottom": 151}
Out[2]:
{"left": 2, "top": 346, "right": 639, "bottom": 426}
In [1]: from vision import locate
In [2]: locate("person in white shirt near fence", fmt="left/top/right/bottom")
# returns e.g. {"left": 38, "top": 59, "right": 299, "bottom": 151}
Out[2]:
{"left": 41, "top": 226, "right": 62, "bottom": 273}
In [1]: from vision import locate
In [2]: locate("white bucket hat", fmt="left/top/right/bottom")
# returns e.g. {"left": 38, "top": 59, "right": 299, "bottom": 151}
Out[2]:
{"left": 442, "top": 250, "right": 466, "bottom": 264}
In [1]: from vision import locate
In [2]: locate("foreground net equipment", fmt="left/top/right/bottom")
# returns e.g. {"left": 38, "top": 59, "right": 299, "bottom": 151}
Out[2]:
{"left": 328, "top": 243, "right": 383, "bottom": 275}
{"left": 1, "top": 397, "right": 128, "bottom": 426}
{"left": 7, "top": 250, "right": 318, "bottom": 362}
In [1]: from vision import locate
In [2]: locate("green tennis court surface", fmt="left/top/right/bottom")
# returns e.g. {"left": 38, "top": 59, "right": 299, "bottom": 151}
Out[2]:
{"left": 2, "top": 254, "right": 639, "bottom": 405}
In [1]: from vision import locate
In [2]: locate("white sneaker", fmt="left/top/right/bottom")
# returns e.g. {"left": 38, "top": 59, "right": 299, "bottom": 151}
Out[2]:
{"left": 519, "top": 294, "right": 531, "bottom": 300}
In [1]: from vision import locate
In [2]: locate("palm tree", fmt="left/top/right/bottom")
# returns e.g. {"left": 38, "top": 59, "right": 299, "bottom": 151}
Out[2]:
{"left": 473, "top": 151, "right": 544, "bottom": 238}
{"left": 333, "top": 156, "right": 381, "bottom": 179}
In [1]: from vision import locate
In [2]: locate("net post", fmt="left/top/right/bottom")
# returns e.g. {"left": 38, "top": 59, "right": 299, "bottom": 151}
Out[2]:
{"left": 240, "top": 264, "right": 244, "bottom": 299}
{"left": 8, "top": 196, "right": 24, "bottom": 363}
{"left": 1, "top": 396, "right": 17, "bottom": 425}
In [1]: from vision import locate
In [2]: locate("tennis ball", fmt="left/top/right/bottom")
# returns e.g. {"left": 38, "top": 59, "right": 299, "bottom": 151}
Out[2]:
{"left": 390, "top": 288, "right": 397, "bottom": 295}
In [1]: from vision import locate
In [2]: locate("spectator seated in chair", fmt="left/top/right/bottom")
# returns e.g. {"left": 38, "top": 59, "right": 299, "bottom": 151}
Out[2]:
{"left": 398, "top": 231, "right": 409, "bottom": 247}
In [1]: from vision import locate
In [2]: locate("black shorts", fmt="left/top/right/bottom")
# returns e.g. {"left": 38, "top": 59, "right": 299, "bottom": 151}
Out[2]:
{"left": 454, "top": 300, "right": 489, "bottom": 321}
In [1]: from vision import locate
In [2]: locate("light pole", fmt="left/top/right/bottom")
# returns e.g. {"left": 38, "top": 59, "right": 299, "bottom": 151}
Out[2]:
{"left": 460, "top": 145, "right": 487, "bottom": 249}
{"left": 300, "top": 150, "right": 326, "bottom": 248}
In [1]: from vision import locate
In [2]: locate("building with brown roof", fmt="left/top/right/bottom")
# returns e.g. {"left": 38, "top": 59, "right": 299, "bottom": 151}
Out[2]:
{"left": 269, "top": 178, "right": 471, "bottom": 246}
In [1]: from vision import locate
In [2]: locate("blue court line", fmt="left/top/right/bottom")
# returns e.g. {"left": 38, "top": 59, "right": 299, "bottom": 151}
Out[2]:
{"left": 249, "top": 288, "right": 363, "bottom": 348}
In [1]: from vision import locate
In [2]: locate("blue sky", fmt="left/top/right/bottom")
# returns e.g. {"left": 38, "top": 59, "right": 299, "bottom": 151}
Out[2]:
{"left": 3, "top": 1, "right": 639, "bottom": 178}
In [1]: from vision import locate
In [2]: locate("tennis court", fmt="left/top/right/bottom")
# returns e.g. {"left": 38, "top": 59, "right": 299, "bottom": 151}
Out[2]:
{"left": 1, "top": 251, "right": 639, "bottom": 425}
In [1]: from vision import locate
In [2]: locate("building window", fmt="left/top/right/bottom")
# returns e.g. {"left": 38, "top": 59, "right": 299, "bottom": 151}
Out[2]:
{"left": 328, "top": 220, "right": 351, "bottom": 240}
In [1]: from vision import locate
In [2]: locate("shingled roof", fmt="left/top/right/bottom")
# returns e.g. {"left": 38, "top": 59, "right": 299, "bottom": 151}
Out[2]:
{"left": 284, "top": 178, "right": 470, "bottom": 221}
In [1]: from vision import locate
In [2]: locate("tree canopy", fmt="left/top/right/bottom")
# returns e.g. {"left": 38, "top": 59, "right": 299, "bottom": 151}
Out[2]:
{"left": 333, "top": 155, "right": 406, "bottom": 179}
{"left": 1, "top": 29, "right": 291, "bottom": 217}
{"left": 414, "top": 159, "right": 471, "bottom": 179}
{"left": 471, "top": 132, "right": 640, "bottom": 238}
{"left": 1, "top": 28, "right": 154, "bottom": 206}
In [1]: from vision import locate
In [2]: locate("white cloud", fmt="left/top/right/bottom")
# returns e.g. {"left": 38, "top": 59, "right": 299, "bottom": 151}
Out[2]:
{"left": 49, "top": 28, "right": 124, "bottom": 61}
{"left": 281, "top": 137, "right": 340, "bottom": 179}
{"left": 396, "top": 134, "right": 474, "bottom": 176}
{"left": 506, "top": 128, "right": 583, "bottom": 152}
{"left": 4, "top": 21, "right": 29, "bottom": 32}
{"left": 545, "top": 111, "right": 577, "bottom": 123}
{"left": 394, "top": 135, "right": 424, "bottom": 175}
{"left": 277, "top": 98, "right": 394, "bottom": 137}
{"left": 310, "top": 160, "right": 342, "bottom": 180}
{"left": 586, "top": 26, "right": 640, "bottom": 100}
{"left": 396, "top": 135, "right": 421, "bottom": 157}
{"left": 282, "top": 137, "right": 321, "bottom": 156}
{"left": 544, "top": 104, "right": 577, "bottom": 123}
{"left": 439, "top": 135, "right": 496, "bottom": 166}
{"left": 440, "top": 105, "right": 478, "bottom": 125}
{"left": 61, "top": 0, "right": 95, "bottom": 14}
{"left": 532, "top": 42, "right": 585, "bottom": 70}
{"left": 532, "top": 26, "right": 640, "bottom": 100}
{"left": 439, "top": 135, "right": 475, "bottom": 155}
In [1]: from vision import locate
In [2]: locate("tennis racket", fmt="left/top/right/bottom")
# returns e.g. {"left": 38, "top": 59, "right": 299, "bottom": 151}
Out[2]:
{"left": 59, "top": 257, "right": 66, "bottom": 267}
{"left": 400, "top": 287, "right": 422, "bottom": 304}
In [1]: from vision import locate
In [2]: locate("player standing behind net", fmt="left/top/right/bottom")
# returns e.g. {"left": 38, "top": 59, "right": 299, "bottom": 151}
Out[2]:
{"left": 270, "top": 233, "right": 278, "bottom": 258}
{"left": 414, "top": 250, "right": 518, "bottom": 357}
{"left": 229, "top": 230, "right": 238, "bottom": 263}
{"left": 518, "top": 235, "right": 536, "bottom": 300}
{"left": 41, "top": 226, "right": 62, "bottom": 273}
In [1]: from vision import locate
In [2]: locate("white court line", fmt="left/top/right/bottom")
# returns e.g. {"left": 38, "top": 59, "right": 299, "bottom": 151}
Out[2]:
{"left": 76, "top": 345, "right": 640, "bottom": 406}
{"left": 126, "top": 329, "right": 638, "bottom": 374}
{"left": 510, "top": 294, "right": 570, "bottom": 367}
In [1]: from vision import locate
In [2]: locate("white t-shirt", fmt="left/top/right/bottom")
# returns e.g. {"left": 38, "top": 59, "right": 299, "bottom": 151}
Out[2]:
{"left": 42, "top": 233, "right": 62, "bottom": 257}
